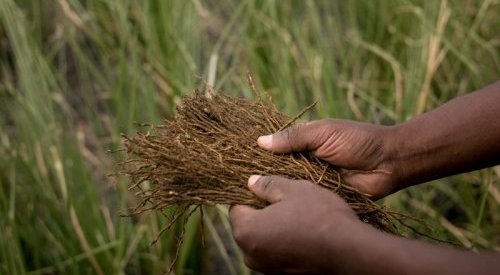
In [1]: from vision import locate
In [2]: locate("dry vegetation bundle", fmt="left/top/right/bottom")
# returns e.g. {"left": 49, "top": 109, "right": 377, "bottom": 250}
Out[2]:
{"left": 120, "top": 77, "right": 407, "bottom": 240}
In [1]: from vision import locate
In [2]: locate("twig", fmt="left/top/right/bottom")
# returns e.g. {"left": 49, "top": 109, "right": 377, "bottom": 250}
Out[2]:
{"left": 278, "top": 101, "right": 317, "bottom": 132}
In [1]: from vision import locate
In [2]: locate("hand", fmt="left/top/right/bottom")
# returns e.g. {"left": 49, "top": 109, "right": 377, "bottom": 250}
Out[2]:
{"left": 229, "top": 175, "right": 374, "bottom": 274}
{"left": 258, "top": 119, "right": 398, "bottom": 199}
{"left": 230, "top": 175, "right": 500, "bottom": 275}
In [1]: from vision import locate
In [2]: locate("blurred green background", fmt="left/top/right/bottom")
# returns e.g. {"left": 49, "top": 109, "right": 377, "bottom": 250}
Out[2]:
{"left": 0, "top": 0, "right": 499, "bottom": 274}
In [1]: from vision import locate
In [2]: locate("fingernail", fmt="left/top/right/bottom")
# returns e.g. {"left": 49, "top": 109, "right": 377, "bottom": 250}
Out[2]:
{"left": 248, "top": 175, "right": 261, "bottom": 186}
{"left": 257, "top": 135, "right": 272, "bottom": 148}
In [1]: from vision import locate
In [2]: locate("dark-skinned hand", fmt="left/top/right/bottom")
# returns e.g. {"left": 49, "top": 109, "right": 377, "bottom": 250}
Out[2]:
{"left": 229, "top": 175, "right": 500, "bottom": 275}
{"left": 257, "top": 119, "right": 398, "bottom": 199}
{"left": 230, "top": 175, "right": 372, "bottom": 274}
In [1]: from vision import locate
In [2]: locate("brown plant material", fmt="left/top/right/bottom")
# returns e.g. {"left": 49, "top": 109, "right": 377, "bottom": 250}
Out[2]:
{"left": 121, "top": 82, "right": 402, "bottom": 237}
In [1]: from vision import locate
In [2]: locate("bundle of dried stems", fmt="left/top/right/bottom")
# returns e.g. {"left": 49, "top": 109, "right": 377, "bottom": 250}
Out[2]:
{"left": 121, "top": 77, "right": 405, "bottom": 241}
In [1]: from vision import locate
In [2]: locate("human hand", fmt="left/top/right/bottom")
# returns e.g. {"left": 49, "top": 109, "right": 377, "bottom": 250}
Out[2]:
{"left": 258, "top": 119, "right": 399, "bottom": 199}
{"left": 229, "top": 175, "right": 375, "bottom": 274}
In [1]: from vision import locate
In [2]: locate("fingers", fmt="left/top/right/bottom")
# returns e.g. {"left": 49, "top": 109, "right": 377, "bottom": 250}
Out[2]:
{"left": 342, "top": 172, "right": 392, "bottom": 200}
{"left": 229, "top": 204, "right": 257, "bottom": 251}
{"left": 230, "top": 175, "right": 296, "bottom": 223}
{"left": 229, "top": 204, "right": 256, "bottom": 235}
{"left": 257, "top": 120, "right": 330, "bottom": 153}
{"left": 229, "top": 204, "right": 255, "bottom": 224}
{"left": 248, "top": 175, "right": 294, "bottom": 203}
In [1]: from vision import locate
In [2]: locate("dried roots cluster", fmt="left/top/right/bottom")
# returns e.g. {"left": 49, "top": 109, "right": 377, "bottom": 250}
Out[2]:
{"left": 122, "top": 90, "right": 401, "bottom": 234}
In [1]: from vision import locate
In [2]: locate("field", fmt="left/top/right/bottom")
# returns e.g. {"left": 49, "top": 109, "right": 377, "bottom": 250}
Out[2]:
{"left": 0, "top": 0, "right": 499, "bottom": 274}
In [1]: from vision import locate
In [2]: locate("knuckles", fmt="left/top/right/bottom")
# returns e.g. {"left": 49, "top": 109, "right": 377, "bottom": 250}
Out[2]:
{"left": 256, "top": 175, "right": 292, "bottom": 200}
{"left": 257, "top": 175, "right": 273, "bottom": 193}
{"left": 283, "top": 124, "right": 302, "bottom": 151}
{"left": 257, "top": 175, "right": 317, "bottom": 198}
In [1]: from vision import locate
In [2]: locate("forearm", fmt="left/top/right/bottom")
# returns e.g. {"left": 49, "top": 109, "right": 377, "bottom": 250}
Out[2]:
{"left": 386, "top": 81, "right": 500, "bottom": 189}
{"left": 328, "top": 225, "right": 500, "bottom": 275}
{"left": 355, "top": 228, "right": 499, "bottom": 275}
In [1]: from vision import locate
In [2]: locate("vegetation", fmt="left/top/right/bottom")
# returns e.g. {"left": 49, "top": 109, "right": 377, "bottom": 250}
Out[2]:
{"left": 0, "top": 0, "right": 498, "bottom": 274}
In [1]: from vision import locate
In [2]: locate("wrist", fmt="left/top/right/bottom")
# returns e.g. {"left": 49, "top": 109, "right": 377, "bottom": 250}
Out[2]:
{"left": 378, "top": 124, "right": 408, "bottom": 194}
{"left": 383, "top": 120, "right": 447, "bottom": 190}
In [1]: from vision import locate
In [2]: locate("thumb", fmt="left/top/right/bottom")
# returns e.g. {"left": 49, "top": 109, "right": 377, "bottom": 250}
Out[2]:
{"left": 248, "top": 175, "right": 292, "bottom": 204}
{"left": 257, "top": 120, "right": 327, "bottom": 153}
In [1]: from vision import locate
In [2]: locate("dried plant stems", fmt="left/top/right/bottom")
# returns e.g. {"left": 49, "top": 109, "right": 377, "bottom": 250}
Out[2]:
{"left": 122, "top": 90, "right": 400, "bottom": 234}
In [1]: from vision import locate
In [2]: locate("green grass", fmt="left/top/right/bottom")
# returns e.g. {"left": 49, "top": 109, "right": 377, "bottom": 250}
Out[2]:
{"left": 0, "top": 0, "right": 499, "bottom": 273}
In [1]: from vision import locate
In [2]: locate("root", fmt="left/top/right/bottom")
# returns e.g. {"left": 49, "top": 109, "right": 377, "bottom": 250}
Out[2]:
{"left": 121, "top": 90, "right": 401, "bottom": 234}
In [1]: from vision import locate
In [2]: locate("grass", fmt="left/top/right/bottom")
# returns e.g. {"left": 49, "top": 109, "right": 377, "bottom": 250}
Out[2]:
{"left": 0, "top": 0, "right": 499, "bottom": 273}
